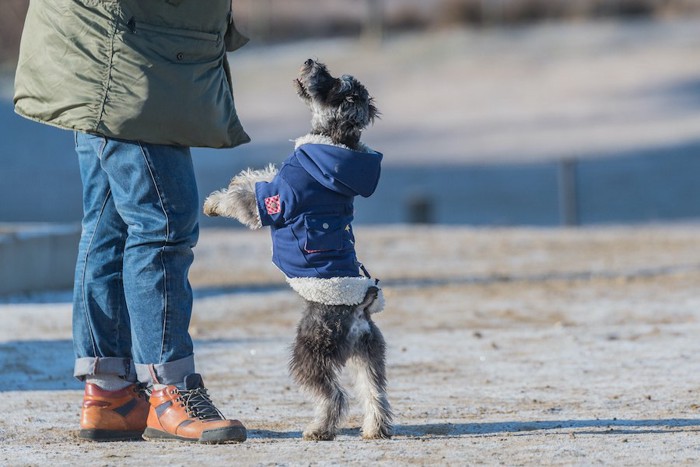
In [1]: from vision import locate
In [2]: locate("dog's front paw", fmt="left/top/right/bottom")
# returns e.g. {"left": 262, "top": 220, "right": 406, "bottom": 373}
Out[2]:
{"left": 202, "top": 180, "right": 261, "bottom": 229}
{"left": 203, "top": 190, "right": 225, "bottom": 217}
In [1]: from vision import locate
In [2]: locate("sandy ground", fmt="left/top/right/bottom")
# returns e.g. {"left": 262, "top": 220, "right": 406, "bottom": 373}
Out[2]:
{"left": 1, "top": 225, "right": 700, "bottom": 465}
{"left": 2, "top": 14, "right": 700, "bottom": 466}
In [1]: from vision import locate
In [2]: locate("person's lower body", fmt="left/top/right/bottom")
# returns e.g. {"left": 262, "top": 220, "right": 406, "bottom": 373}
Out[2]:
{"left": 72, "top": 132, "right": 245, "bottom": 443}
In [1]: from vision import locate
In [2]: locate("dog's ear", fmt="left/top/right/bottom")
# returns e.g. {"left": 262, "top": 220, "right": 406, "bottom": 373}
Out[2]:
{"left": 368, "top": 97, "right": 379, "bottom": 124}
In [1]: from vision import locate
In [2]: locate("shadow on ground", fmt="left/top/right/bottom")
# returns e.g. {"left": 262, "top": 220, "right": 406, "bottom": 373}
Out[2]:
{"left": 0, "top": 337, "right": 279, "bottom": 392}
{"left": 247, "top": 419, "right": 700, "bottom": 440}
{"left": 395, "top": 420, "right": 700, "bottom": 437}
{"left": 0, "top": 339, "right": 80, "bottom": 391}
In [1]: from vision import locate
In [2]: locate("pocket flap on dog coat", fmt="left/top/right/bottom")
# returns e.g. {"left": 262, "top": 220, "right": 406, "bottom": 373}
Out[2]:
{"left": 304, "top": 215, "right": 344, "bottom": 252}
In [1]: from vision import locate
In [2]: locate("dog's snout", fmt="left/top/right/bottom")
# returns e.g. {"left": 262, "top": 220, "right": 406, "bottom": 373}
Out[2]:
{"left": 304, "top": 59, "right": 315, "bottom": 67}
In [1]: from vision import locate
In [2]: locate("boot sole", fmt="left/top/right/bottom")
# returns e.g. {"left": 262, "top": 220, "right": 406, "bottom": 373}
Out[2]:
{"left": 79, "top": 429, "right": 144, "bottom": 442}
{"left": 142, "top": 426, "right": 247, "bottom": 444}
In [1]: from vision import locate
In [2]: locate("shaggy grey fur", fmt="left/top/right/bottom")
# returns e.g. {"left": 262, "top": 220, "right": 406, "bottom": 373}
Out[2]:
{"left": 203, "top": 164, "right": 277, "bottom": 229}
{"left": 290, "top": 287, "right": 393, "bottom": 440}
{"left": 203, "top": 59, "right": 392, "bottom": 440}
{"left": 294, "top": 59, "right": 379, "bottom": 150}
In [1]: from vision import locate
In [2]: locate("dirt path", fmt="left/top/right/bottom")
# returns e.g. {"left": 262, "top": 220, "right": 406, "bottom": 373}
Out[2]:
{"left": 1, "top": 225, "right": 700, "bottom": 465}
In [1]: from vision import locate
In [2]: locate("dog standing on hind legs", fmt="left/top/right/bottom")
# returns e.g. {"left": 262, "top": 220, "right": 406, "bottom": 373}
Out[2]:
{"left": 204, "top": 59, "right": 393, "bottom": 440}
{"left": 291, "top": 286, "right": 391, "bottom": 440}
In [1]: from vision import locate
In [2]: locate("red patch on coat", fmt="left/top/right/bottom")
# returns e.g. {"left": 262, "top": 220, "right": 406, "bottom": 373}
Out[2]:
{"left": 265, "top": 195, "right": 281, "bottom": 215}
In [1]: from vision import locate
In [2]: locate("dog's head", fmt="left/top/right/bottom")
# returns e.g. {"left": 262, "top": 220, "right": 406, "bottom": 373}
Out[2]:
{"left": 294, "top": 59, "right": 379, "bottom": 149}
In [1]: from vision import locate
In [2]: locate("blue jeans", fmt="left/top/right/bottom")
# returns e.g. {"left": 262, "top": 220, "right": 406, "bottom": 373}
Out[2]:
{"left": 72, "top": 132, "right": 199, "bottom": 386}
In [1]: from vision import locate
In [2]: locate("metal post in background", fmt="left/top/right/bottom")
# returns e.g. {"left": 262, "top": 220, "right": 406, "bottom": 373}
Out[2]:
{"left": 481, "top": 0, "right": 504, "bottom": 24}
{"left": 249, "top": 0, "right": 272, "bottom": 43}
{"left": 363, "top": 0, "right": 384, "bottom": 45}
{"left": 558, "top": 158, "right": 579, "bottom": 226}
{"left": 406, "top": 193, "right": 435, "bottom": 225}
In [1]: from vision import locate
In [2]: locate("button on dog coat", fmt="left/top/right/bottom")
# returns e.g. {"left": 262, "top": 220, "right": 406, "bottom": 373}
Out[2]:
{"left": 255, "top": 143, "right": 382, "bottom": 280}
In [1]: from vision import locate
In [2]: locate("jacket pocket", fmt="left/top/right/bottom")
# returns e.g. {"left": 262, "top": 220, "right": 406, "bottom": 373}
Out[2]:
{"left": 126, "top": 20, "right": 223, "bottom": 64}
{"left": 104, "top": 17, "right": 249, "bottom": 148}
{"left": 304, "top": 215, "right": 344, "bottom": 252}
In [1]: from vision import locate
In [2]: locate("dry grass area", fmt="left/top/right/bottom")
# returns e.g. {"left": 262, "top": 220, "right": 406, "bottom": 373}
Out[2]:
{"left": 2, "top": 225, "right": 700, "bottom": 464}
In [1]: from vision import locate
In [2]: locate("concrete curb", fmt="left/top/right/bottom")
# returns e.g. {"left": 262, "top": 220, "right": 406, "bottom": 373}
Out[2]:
{"left": 0, "top": 223, "right": 80, "bottom": 296}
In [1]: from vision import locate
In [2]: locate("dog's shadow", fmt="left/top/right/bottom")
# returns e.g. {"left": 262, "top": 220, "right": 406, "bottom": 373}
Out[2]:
{"left": 248, "top": 427, "right": 373, "bottom": 439}
{"left": 248, "top": 429, "right": 303, "bottom": 439}
{"left": 248, "top": 419, "right": 700, "bottom": 440}
{"left": 397, "top": 419, "right": 700, "bottom": 437}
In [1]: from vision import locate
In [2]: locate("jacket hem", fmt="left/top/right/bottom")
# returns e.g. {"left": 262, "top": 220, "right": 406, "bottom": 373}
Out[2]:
{"left": 14, "top": 108, "right": 251, "bottom": 149}
{"left": 286, "top": 276, "right": 384, "bottom": 312}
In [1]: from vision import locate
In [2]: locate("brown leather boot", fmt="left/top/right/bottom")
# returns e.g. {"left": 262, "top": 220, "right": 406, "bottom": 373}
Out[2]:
{"left": 79, "top": 383, "right": 149, "bottom": 441}
{"left": 143, "top": 373, "right": 247, "bottom": 444}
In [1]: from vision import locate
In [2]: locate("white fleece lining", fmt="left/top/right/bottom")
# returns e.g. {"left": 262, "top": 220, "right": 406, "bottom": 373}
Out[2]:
{"left": 294, "top": 133, "right": 374, "bottom": 154}
{"left": 287, "top": 276, "right": 385, "bottom": 312}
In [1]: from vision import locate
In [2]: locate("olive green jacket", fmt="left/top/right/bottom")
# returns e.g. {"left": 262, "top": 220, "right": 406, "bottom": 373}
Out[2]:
{"left": 14, "top": 0, "right": 250, "bottom": 149}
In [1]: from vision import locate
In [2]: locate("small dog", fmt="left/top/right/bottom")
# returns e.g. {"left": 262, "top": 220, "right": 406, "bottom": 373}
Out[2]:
{"left": 204, "top": 59, "right": 393, "bottom": 440}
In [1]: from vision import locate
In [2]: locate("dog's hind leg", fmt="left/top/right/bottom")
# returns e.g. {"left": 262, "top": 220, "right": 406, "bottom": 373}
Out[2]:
{"left": 290, "top": 306, "right": 350, "bottom": 441}
{"left": 350, "top": 320, "right": 393, "bottom": 439}
{"left": 305, "top": 375, "right": 347, "bottom": 441}
{"left": 290, "top": 345, "right": 348, "bottom": 440}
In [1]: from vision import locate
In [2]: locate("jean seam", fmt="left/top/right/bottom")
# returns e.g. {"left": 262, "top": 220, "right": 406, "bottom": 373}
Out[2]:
{"left": 137, "top": 142, "right": 171, "bottom": 363}
{"left": 115, "top": 242, "right": 127, "bottom": 353}
{"left": 97, "top": 137, "right": 108, "bottom": 160}
{"left": 80, "top": 188, "right": 113, "bottom": 358}
{"left": 79, "top": 135, "right": 113, "bottom": 358}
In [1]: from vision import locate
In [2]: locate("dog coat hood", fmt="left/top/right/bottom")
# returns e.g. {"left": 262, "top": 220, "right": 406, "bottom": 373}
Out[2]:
{"left": 295, "top": 144, "right": 382, "bottom": 198}
{"left": 253, "top": 137, "right": 384, "bottom": 309}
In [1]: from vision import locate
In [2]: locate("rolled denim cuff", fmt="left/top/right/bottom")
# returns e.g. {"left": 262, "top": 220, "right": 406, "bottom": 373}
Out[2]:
{"left": 74, "top": 357, "right": 136, "bottom": 382}
{"left": 135, "top": 354, "right": 195, "bottom": 386}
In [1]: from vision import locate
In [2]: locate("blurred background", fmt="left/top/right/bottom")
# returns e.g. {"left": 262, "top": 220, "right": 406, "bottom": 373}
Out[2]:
{"left": 2, "top": 0, "right": 700, "bottom": 227}
{"left": 3, "top": 3, "right": 700, "bottom": 448}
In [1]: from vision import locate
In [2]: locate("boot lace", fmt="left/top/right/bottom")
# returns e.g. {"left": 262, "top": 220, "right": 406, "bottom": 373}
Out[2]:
{"left": 134, "top": 382, "right": 151, "bottom": 399}
{"left": 178, "top": 387, "right": 225, "bottom": 421}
